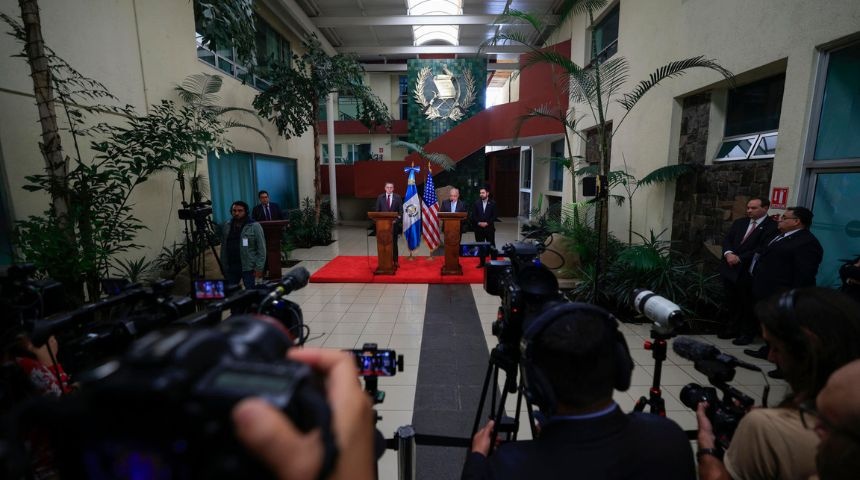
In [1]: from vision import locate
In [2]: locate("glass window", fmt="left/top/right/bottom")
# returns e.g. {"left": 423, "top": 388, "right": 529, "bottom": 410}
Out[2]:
{"left": 592, "top": 5, "right": 619, "bottom": 63}
{"left": 725, "top": 74, "right": 785, "bottom": 137}
{"left": 751, "top": 133, "right": 779, "bottom": 158}
{"left": 814, "top": 43, "right": 860, "bottom": 161}
{"left": 810, "top": 172, "right": 860, "bottom": 288}
{"left": 193, "top": 8, "right": 289, "bottom": 91}
{"left": 715, "top": 135, "right": 759, "bottom": 161}
{"left": 521, "top": 149, "right": 532, "bottom": 189}
{"left": 399, "top": 75, "right": 409, "bottom": 121}
{"left": 549, "top": 139, "right": 565, "bottom": 191}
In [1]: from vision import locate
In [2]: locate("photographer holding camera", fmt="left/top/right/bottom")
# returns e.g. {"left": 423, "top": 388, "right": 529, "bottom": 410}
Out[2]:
{"left": 233, "top": 347, "right": 376, "bottom": 480}
{"left": 696, "top": 288, "right": 860, "bottom": 480}
{"left": 463, "top": 303, "right": 695, "bottom": 480}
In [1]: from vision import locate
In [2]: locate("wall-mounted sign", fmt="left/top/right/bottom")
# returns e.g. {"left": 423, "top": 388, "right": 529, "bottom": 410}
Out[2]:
{"left": 413, "top": 65, "right": 477, "bottom": 122}
{"left": 771, "top": 187, "right": 789, "bottom": 209}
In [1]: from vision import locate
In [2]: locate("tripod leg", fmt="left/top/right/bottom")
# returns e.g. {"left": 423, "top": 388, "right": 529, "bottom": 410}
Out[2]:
{"left": 471, "top": 361, "right": 496, "bottom": 438}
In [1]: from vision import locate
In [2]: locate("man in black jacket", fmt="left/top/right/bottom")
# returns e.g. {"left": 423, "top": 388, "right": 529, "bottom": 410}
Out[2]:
{"left": 251, "top": 190, "right": 284, "bottom": 221}
{"left": 462, "top": 305, "right": 695, "bottom": 480}
{"left": 374, "top": 181, "right": 403, "bottom": 265}
{"left": 751, "top": 206, "right": 824, "bottom": 301}
{"left": 471, "top": 186, "right": 497, "bottom": 247}
{"left": 719, "top": 197, "right": 778, "bottom": 345}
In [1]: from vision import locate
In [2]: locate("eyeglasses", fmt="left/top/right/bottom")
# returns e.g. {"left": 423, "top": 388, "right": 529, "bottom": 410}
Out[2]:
{"left": 780, "top": 215, "right": 798, "bottom": 221}
{"left": 799, "top": 400, "right": 860, "bottom": 443}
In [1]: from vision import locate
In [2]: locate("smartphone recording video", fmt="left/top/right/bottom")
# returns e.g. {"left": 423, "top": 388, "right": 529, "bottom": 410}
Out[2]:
{"left": 351, "top": 349, "right": 399, "bottom": 377}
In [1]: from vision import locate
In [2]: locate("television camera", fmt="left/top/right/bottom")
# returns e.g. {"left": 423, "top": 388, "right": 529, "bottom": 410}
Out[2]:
{"left": 5, "top": 268, "right": 334, "bottom": 480}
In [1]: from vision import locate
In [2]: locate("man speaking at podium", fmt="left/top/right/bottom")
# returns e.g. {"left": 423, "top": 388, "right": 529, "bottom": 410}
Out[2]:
{"left": 252, "top": 190, "right": 283, "bottom": 221}
{"left": 374, "top": 181, "right": 403, "bottom": 266}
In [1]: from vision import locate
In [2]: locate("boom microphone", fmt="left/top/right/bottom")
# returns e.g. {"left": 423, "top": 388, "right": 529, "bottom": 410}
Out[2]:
{"left": 672, "top": 336, "right": 761, "bottom": 371}
{"left": 263, "top": 267, "right": 311, "bottom": 302}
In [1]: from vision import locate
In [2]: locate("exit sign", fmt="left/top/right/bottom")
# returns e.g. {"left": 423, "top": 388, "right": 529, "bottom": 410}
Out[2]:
{"left": 771, "top": 187, "right": 789, "bottom": 209}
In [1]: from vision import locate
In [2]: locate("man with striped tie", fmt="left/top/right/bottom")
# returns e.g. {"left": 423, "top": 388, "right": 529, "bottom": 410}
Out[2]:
{"left": 719, "top": 197, "right": 778, "bottom": 344}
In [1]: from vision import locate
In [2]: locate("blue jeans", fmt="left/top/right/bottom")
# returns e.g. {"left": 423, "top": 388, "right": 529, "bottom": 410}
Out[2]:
{"left": 226, "top": 270, "right": 256, "bottom": 290}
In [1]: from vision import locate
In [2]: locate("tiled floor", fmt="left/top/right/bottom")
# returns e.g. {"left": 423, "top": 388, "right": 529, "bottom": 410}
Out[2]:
{"left": 283, "top": 220, "right": 787, "bottom": 479}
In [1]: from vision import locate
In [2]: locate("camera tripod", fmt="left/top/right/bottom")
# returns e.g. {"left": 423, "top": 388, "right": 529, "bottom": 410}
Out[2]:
{"left": 177, "top": 171, "right": 224, "bottom": 295}
{"left": 470, "top": 343, "right": 539, "bottom": 455}
{"left": 632, "top": 328, "right": 675, "bottom": 416}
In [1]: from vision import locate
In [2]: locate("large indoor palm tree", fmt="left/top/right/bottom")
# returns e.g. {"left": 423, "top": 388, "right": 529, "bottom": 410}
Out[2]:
{"left": 487, "top": 0, "right": 733, "bottom": 298}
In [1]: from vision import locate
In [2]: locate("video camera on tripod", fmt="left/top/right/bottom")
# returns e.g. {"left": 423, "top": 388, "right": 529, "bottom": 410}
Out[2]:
{"left": 472, "top": 241, "right": 568, "bottom": 446}
{"left": 6, "top": 268, "right": 332, "bottom": 480}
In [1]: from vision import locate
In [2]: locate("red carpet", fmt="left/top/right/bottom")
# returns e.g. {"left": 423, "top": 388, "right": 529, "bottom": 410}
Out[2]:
{"left": 310, "top": 256, "right": 486, "bottom": 284}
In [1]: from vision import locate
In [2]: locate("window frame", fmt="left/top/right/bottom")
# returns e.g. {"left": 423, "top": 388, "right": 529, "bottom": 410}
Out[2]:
{"left": 715, "top": 131, "right": 778, "bottom": 162}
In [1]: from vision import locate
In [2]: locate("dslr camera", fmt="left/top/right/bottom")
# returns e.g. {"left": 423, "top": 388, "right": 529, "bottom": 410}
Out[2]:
{"left": 673, "top": 337, "right": 757, "bottom": 452}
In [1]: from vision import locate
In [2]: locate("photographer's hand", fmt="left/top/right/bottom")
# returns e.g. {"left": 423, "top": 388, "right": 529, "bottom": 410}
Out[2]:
{"left": 695, "top": 402, "right": 732, "bottom": 480}
{"left": 233, "top": 348, "right": 374, "bottom": 480}
{"left": 471, "top": 420, "right": 495, "bottom": 457}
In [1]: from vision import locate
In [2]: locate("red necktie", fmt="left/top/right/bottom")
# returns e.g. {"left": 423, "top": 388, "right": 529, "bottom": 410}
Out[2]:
{"left": 741, "top": 220, "right": 757, "bottom": 244}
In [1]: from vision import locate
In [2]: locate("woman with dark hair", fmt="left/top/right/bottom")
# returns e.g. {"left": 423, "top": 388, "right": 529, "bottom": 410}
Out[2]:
{"left": 696, "top": 287, "right": 860, "bottom": 480}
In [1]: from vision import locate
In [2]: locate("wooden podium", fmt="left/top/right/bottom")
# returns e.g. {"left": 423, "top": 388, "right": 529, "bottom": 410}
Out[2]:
{"left": 258, "top": 220, "right": 289, "bottom": 280}
{"left": 439, "top": 212, "right": 467, "bottom": 275}
{"left": 368, "top": 212, "right": 399, "bottom": 275}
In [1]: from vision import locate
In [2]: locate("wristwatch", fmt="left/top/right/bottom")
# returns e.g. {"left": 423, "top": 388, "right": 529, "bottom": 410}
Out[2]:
{"left": 696, "top": 447, "right": 723, "bottom": 460}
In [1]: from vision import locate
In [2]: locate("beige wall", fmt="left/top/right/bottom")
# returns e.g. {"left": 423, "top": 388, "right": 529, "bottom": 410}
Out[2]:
{"left": 527, "top": 0, "right": 860, "bottom": 240}
{"left": 0, "top": 0, "right": 314, "bottom": 264}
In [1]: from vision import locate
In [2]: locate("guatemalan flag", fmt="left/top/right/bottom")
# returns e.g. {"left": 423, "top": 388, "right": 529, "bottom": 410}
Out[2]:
{"left": 403, "top": 165, "right": 422, "bottom": 252}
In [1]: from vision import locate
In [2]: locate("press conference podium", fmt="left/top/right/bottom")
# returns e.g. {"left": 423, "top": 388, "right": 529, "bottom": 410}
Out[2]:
{"left": 438, "top": 212, "right": 467, "bottom": 275}
{"left": 368, "top": 212, "right": 399, "bottom": 275}
{"left": 258, "top": 220, "right": 289, "bottom": 280}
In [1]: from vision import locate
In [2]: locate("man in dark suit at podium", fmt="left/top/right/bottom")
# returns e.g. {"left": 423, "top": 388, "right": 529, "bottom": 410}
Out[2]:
{"left": 471, "top": 186, "right": 497, "bottom": 247}
{"left": 252, "top": 190, "right": 284, "bottom": 221}
{"left": 374, "top": 181, "right": 403, "bottom": 266}
{"left": 440, "top": 187, "right": 467, "bottom": 213}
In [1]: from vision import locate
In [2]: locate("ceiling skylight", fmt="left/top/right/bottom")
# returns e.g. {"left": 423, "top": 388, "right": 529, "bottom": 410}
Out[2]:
{"left": 407, "top": 0, "right": 463, "bottom": 46}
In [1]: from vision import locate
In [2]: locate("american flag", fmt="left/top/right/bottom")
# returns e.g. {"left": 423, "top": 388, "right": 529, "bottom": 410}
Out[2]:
{"left": 421, "top": 166, "right": 441, "bottom": 251}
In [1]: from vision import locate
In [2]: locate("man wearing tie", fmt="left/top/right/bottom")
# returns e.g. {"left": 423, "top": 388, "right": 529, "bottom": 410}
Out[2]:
{"left": 440, "top": 187, "right": 467, "bottom": 213}
{"left": 751, "top": 206, "right": 823, "bottom": 301}
{"left": 252, "top": 190, "right": 283, "bottom": 221}
{"left": 746, "top": 206, "right": 823, "bottom": 377}
{"left": 471, "top": 186, "right": 497, "bottom": 247}
{"left": 374, "top": 181, "right": 403, "bottom": 266}
{"left": 718, "top": 197, "right": 778, "bottom": 344}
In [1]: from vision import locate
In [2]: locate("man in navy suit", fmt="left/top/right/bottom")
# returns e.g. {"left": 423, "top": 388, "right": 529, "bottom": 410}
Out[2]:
{"left": 719, "top": 197, "right": 778, "bottom": 344}
{"left": 439, "top": 187, "right": 467, "bottom": 213}
{"left": 751, "top": 206, "right": 824, "bottom": 302}
{"left": 747, "top": 206, "right": 824, "bottom": 376}
{"left": 251, "top": 190, "right": 284, "bottom": 221}
{"left": 471, "top": 186, "right": 497, "bottom": 247}
{"left": 374, "top": 181, "right": 403, "bottom": 266}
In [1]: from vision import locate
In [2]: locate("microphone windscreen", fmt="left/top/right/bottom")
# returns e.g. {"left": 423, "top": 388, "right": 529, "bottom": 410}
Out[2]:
{"left": 672, "top": 336, "right": 719, "bottom": 362}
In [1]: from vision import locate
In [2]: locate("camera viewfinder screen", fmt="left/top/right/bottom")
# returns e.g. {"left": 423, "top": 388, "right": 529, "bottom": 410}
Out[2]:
{"left": 459, "top": 244, "right": 485, "bottom": 257}
{"left": 352, "top": 350, "right": 397, "bottom": 376}
{"left": 193, "top": 280, "right": 225, "bottom": 300}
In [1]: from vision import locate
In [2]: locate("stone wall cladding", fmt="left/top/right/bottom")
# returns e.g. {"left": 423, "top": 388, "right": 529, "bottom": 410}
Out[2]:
{"left": 671, "top": 92, "right": 774, "bottom": 261}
